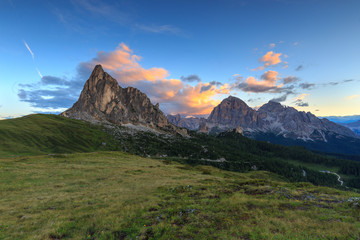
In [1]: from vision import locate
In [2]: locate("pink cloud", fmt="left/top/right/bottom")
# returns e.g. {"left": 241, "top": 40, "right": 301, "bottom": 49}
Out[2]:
{"left": 252, "top": 51, "right": 282, "bottom": 71}
{"left": 80, "top": 43, "right": 229, "bottom": 115}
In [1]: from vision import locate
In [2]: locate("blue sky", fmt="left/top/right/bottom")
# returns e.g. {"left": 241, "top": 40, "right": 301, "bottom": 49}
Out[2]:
{"left": 1, "top": 0, "right": 360, "bottom": 119}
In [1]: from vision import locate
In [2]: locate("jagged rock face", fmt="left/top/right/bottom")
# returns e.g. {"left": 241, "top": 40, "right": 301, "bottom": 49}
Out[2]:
{"left": 207, "top": 96, "right": 261, "bottom": 130}
{"left": 257, "top": 101, "right": 358, "bottom": 140}
{"left": 168, "top": 95, "right": 358, "bottom": 142}
{"left": 167, "top": 114, "right": 202, "bottom": 131}
{"left": 61, "top": 65, "right": 183, "bottom": 133}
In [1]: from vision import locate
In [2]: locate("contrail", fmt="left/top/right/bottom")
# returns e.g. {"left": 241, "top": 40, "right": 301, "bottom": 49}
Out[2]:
{"left": 23, "top": 40, "right": 34, "bottom": 59}
{"left": 36, "top": 68, "right": 43, "bottom": 78}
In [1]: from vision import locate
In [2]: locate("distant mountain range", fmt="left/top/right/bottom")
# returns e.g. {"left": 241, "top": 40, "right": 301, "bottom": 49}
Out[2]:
{"left": 60, "top": 65, "right": 360, "bottom": 156}
{"left": 321, "top": 115, "right": 360, "bottom": 124}
{"left": 168, "top": 96, "right": 360, "bottom": 155}
{"left": 343, "top": 120, "right": 360, "bottom": 136}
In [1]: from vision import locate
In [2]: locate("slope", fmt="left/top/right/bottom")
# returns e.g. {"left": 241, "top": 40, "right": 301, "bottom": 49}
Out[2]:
{"left": 0, "top": 114, "right": 118, "bottom": 157}
{"left": 1, "top": 151, "right": 360, "bottom": 240}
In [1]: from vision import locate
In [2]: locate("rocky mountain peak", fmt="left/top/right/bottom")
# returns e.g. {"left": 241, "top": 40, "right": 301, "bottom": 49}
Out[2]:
{"left": 258, "top": 100, "right": 284, "bottom": 113}
{"left": 61, "top": 65, "right": 185, "bottom": 134}
{"left": 207, "top": 95, "right": 261, "bottom": 130}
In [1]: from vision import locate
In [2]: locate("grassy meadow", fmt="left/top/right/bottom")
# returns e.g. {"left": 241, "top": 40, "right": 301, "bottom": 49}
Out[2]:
{"left": 0, "top": 114, "right": 118, "bottom": 157}
{"left": 1, "top": 151, "right": 360, "bottom": 239}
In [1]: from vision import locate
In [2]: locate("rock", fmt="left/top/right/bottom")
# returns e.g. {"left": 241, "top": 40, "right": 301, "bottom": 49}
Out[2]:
{"left": 169, "top": 96, "right": 357, "bottom": 142}
{"left": 207, "top": 96, "right": 262, "bottom": 131}
{"left": 167, "top": 114, "right": 202, "bottom": 131}
{"left": 257, "top": 100, "right": 358, "bottom": 140}
{"left": 61, "top": 65, "right": 186, "bottom": 135}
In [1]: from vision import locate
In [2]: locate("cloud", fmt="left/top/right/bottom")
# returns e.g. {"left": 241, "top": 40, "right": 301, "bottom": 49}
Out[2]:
{"left": 70, "top": 0, "right": 130, "bottom": 25}
{"left": 248, "top": 97, "right": 262, "bottom": 103}
{"left": 135, "top": 24, "right": 182, "bottom": 35}
{"left": 293, "top": 42, "right": 299, "bottom": 46}
{"left": 271, "top": 94, "right": 288, "bottom": 103}
{"left": 346, "top": 95, "right": 360, "bottom": 100}
{"left": 23, "top": 40, "right": 34, "bottom": 59}
{"left": 80, "top": 43, "right": 169, "bottom": 84}
{"left": 68, "top": 0, "right": 183, "bottom": 36}
{"left": 324, "top": 79, "right": 354, "bottom": 87}
{"left": 180, "top": 74, "right": 201, "bottom": 82}
{"left": 41, "top": 76, "right": 69, "bottom": 85}
{"left": 295, "top": 102, "right": 309, "bottom": 107}
{"left": 18, "top": 43, "right": 229, "bottom": 115}
{"left": 199, "top": 81, "right": 223, "bottom": 93}
{"left": 295, "top": 65, "right": 303, "bottom": 71}
{"left": 299, "top": 83, "right": 315, "bottom": 89}
{"left": 36, "top": 68, "right": 43, "bottom": 78}
{"left": 283, "top": 76, "right": 299, "bottom": 84}
{"left": 252, "top": 51, "right": 282, "bottom": 71}
{"left": 293, "top": 93, "right": 309, "bottom": 107}
{"left": 295, "top": 93, "right": 309, "bottom": 101}
{"left": 269, "top": 43, "right": 275, "bottom": 48}
{"left": 236, "top": 70, "right": 285, "bottom": 93}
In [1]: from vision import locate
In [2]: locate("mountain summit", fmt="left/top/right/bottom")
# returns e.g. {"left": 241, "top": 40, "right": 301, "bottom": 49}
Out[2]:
{"left": 61, "top": 65, "right": 182, "bottom": 133}
{"left": 169, "top": 95, "right": 358, "bottom": 141}
{"left": 207, "top": 96, "right": 261, "bottom": 130}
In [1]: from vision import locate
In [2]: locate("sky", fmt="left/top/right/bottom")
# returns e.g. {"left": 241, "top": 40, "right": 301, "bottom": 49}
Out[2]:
{"left": 1, "top": 0, "right": 360, "bottom": 119}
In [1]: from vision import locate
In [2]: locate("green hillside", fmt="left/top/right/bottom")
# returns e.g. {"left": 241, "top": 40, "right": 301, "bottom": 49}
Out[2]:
{"left": 1, "top": 152, "right": 360, "bottom": 240}
{"left": 0, "top": 114, "right": 118, "bottom": 157}
{"left": 1, "top": 114, "right": 360, "bottom": 190}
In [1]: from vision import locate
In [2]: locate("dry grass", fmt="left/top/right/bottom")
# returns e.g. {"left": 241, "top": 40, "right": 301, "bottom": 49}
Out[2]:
{"left": 0, "top": 151, "right": 359, "bottom": 239}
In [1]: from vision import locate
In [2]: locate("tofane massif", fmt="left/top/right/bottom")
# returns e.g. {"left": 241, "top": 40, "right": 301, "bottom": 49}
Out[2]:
{"left": 1, "top": 65, "right": 360, "bottom": 239}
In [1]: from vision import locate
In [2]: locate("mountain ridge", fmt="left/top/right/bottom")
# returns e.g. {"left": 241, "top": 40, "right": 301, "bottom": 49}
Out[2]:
{"left": 168, "top": 96, "right": 360, "bottom": 155}
{"left": 169, "top": 95, "right": 357, "bottom": 140}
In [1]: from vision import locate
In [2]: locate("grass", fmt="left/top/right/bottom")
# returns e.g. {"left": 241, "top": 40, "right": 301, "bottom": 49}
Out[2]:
{"left": 1, "top": 151, "right": 359, "bottom": 239}
{"left": 0, "top": 114, "right": 118, "bottom": 157}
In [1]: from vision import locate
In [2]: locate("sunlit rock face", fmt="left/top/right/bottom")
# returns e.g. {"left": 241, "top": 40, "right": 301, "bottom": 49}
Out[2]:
{"left": 61, "top": 65, "right": 185, "bottom": 134}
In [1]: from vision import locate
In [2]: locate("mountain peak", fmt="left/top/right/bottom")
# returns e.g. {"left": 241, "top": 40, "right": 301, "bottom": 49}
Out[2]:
{"left": 258, "top": 100, "right": 284, "bottom": 113}
{"left": 61, "top": 65, "right": 184, "bottom": 134}
{"left": 90, "top": 64, "right": 105, "bottom": 77}
{"left": 207, "top": 96, "right": 260, "bottom": 129}
{"left": 222, "top": 95, "right": 245, "bottom": 103}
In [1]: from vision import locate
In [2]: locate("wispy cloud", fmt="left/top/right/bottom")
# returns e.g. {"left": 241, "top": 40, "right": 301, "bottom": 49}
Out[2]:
{"left": 36, "top": 68, "right": 43, "bottom": 78}
{"left": 135, "top": 24, "right": 182, "bottom": 35}
{"left": 346, "top": 94, "right": 360, "bottom": 100}
{"left": 299, "top": 83, "right": 315, "bottom": 90}
{"left": 67, "top": 0, "right": 183, "bottom": 36}
{"left": 23, "top": 40, "right": 34, "bottom": 59}
{"left": 269, "top": 43, "right": 275, "bottom": 48}
{"left": 295, "top": 65, "right": 303, "bottom": 71}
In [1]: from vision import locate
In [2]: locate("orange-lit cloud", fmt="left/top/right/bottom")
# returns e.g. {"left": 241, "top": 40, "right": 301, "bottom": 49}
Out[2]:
{"left": 81, "top": 43, "right": 229, "bottom": 115}
{"left": 295, "top": 93, "right": 309, "bottom": 101}
{"left": 252, "top": 51, "right": 282, "bottom": 71}
{"left": 236, "top": 70, "right": 283, "bottom": 93}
